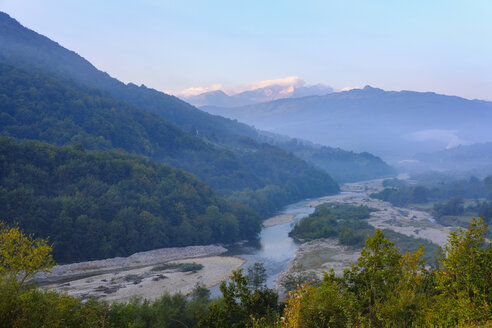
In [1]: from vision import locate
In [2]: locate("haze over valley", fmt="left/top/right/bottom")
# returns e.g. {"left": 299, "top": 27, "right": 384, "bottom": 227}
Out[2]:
{"left": 192, "top": 83, "right": 492, "bottom": 168}
{"left": 0, "top": 3, "right": 491, "bottom": 327}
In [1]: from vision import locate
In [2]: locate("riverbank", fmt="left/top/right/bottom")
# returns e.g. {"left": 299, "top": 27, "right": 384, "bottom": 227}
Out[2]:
{"left": 276, "top": 238, "right": 360, "bottom": 299}
{"left": 276, "top": 179, "right": 451, "bottom": 296}
{"left": 37, "top": 179, "right": 452, "bottom": 303}
{"left": 309, "top": 179, "right": 450, "bottom": 246}
{"left": 262, "top": 214, "right": 296, "bottom": 227}
{"left": 43, "top": 256, "right": 244, "bottom": 303}
{"left": 37, "top": 245, "right": 245, "bottom": 303}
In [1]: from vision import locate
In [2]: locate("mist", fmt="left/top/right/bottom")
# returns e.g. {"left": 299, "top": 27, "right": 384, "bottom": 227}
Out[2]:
{"left": 199, "top": 85, "right": 492, "bottom": 176}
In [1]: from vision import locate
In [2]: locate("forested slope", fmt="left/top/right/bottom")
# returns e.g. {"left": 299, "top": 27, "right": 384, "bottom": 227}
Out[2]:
{"left": 259, "top": 135, "right": 395, "bottom": 182}
{"left": 0, "top": 63, "right": 339, "bottom": 216}
{"left": 0, "top": 11, "right": 392, "bottom": 186}
{"left": 0, "top": 11, "right": 259, "bottom": 145}
{"left": 0, "top": 137, "right": 262, "bottom": 262}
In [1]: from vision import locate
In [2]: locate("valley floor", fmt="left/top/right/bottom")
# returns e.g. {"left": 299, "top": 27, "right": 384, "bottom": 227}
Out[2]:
{"left": 276, "top": 179, "right": 452, "bottom": 296}
{"left": 36, "top": 245, "right": 244, "bottom": 302}
{"left": 38, "top": 179, "right": 453, "bottom": 303}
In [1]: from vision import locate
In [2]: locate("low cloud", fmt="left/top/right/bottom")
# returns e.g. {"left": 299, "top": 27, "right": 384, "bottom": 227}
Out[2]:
{"left": 175, "top": 76, "right": 306, "bottom": 97}
{"left": 340, "top": 86, "right": 361, "bottom": 91}
{"left": 406, "top": 129, "right": 466, "bottom": 149}
{"left": 239, "top": 76, "right": 305, "bottom": 92}
{"left": 177, "top": 84, "right": 224, "bottom": 97}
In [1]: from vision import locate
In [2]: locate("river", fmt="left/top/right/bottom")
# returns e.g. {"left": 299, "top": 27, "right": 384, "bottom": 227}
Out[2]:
{"left": 210, "top": 196, "right": 329, "bottom": 296}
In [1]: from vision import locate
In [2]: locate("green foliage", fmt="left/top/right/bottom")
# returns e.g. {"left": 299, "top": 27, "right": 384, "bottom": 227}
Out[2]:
{"left": 264, "top": 138, "right": 395, "bottom": 183}
{"left": 373, "top": 175, "right": 492, "bottom": 208}
{"left": 112, "top": 292, "right": 210, "bottom": 328}
{"left": 0, "top": 137, "right": 262, "bottom": 262}
{"left": 151, "top": 262, "right": 203, "bottom": 272}
{"left": 382, "top": 229, "right": 440, "bottom": 265}
{"left": 344, "top": 230, "right": 407, "bottom": 325}
{"left": 247, "top": 262, "right": 267, "bottom": 290}
{"left": 0, "top": 223, "right": 54, "bottom": 291}
{"left": 179, "top": 262, "right": 204, "bottom": 272}
{"left": 0, "top": 287, "right": 111, "bottom": 328}
{"left": 371, "top": 186, "right": 429, "bottom": 206}
{"left": 478, "top": 201, "right": 492, "bottom": 225}
{"left": 0, "top": 62, "right": 339, "bottom": 217}
{"left": 425, "top": 217, "right": 492, "bottom": 326}
{"left": 382, "top": 178, "right": 408, "bottom": 188}
{"left": 0, "top": 225, "right": 110, "bottom": 328}
{"left": 280, "top": 220, "right": 491, "bottom": 328}
{"left": 433, "top": 196, "right": 465, "bottom": 217}
{"left": 289, "top": 203, "right": 375, "bottom": 246}
{"left": 1, "top": 216, "right": 491, "bottom": 327}
{"left": 199, "top": 269, "right": 279, "bottom": 327}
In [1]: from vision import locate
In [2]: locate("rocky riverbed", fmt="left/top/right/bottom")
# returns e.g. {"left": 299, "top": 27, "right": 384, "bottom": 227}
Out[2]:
{"left": 276, "top": 179, "right": 452, "bottom": 297}
{"left": 36, "top": 245, "right": 244, "bottom": 302}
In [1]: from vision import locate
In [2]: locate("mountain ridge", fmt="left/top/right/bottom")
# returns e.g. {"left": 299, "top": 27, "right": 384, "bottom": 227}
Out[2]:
{"left": 0, "top": 61, "right": 339, "bottom": 216}
{"left": 0, "top": 11, "right": 394, "bottom": 184}
{"left": 201, "top": 85, "right": 492, "bottom": 162}
{"left": 180, "top": 82, "right": 333, "bottom": 108}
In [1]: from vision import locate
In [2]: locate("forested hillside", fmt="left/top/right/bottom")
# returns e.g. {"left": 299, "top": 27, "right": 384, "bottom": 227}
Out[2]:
{"left": 0, "top": 137, "right": 262, "bottom": 262}
{"left": 0, "top": 11, "right": 259, "bottom": 145}
{"left": 259, "top": 135, "right": 394, "bottom": 182}
{"left": 0, "top": 11, "right": 393, "bottom": 185}
{"left": 0, "top": 63, "right": 339, "bottom": 216}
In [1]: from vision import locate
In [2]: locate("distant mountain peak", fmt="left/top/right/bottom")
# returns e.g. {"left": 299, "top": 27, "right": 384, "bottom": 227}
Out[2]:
{"left": 361, "top": 85, "right": 385, "bottom": 92}
{"left": 179, "top": 78, "right": 334, "bottom": 107}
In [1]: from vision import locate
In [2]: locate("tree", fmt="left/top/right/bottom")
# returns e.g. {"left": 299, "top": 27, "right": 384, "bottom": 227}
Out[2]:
{"left": 282, "top": 230, "right": 430, "bottom": 327}
{"left": 427, "top": 217, "right": 492, "bottom": 326}
{"left": 199, "top": 269, "right": 278, "bottom": 327}
{"left": 247, "top": 262, "right": 267, "bottom": 290}
{"left": 346, "top": 229, "right": 403, "bottom": 316}
{"left": 0, "top": 222, "right": 54, "bottom": 292}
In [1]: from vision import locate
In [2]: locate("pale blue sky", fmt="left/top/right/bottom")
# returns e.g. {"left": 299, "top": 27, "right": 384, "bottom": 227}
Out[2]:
{"left": 1, "top": 0, "right": 491, "bottom": 100}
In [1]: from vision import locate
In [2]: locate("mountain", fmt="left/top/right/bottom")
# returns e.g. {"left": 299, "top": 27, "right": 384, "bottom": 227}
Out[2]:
{"left": 200, "top": 86, "right": 492, "bottom": 162}
{"left": 413, "top": 142, "right": 492, "bottom": 173}
{"left": 0, "top": 62, "right": 338, "bottom": 216}
{"left": 0, "top": 137, "right": 262, "bottom": 262}
{"left": 182, "top": 82, "right": 333, "bottom": 108}
{"left": 0, "top": 11, "right": 394, "bottom": 187}
{"left": 0, "top": 11, "right": 257, "bottom": 146}
{"left": 257, "top": 132, "right": 394, "bottom": 182}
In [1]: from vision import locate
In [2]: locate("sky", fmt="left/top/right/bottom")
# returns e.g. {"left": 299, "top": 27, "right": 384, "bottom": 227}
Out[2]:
{"left": 1, "top": 0, "right": 491, "bottom": 100}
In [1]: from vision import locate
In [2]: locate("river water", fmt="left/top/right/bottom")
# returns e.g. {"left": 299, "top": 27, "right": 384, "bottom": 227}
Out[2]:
{"left": 209, "top": 190, "right": 370, "bottom": 297}
{"left": 210, "top": 196, "right": 326, "bottom": 296}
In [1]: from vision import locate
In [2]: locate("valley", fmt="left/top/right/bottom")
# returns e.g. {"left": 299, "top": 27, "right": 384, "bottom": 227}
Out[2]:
{"left": 276, "top": 179, "right": 451, "bottom": 297}
{"left": 0, "top": 5, "right": 491, "bottom": 326}
{"left": 36, "top": 179, "right": 452, "bottom": 303}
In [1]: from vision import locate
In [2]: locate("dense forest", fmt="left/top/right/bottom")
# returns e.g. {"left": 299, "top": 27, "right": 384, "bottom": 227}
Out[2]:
{"left": 261, "top": 136, "right": 395, "bottom": 182}
{"left": 289, "top": 203, "right": 375, "bottom": 246}
{"left": 0, "top": 137, "right": 262, "bottom": 262}
{"left": 1, "top": 219, "right": 490, "bottom": 327}
{"left": 0, "top": 10, "right": 394, "bottom": 190}
{"left": 0, "top": 62, "right": 339, "bottom": 216}
{"left": 0, "top": 11, "right": 261, "bottom": 146}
